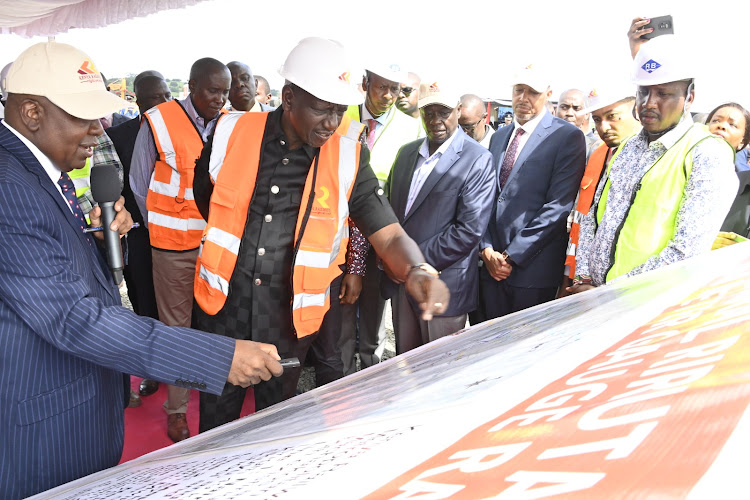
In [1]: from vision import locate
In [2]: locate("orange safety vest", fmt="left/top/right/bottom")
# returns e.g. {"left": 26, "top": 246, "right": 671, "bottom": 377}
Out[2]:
{"left": 144, "top": 100, "right": 215, "bottom": 251}
{"left": 565, "top": 143, "right": 609, "bottom": 278}
{"left": 194, "top": 111, "right": 364, "bottom": 337}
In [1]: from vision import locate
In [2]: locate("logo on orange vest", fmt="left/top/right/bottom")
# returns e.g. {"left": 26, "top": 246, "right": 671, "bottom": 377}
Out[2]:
{"left": 313, "top": 186, "right": 332, "bottom": 216}
{"left": 77, "top": 58, "right": 103, "bottom": 83}
{"left": 338, "top": 72, "right": 351, "bottom": 83}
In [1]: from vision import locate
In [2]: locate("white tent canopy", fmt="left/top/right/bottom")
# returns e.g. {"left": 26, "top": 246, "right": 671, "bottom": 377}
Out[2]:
{"left": 0, "top": 0, "right": 208, "bottom": 37}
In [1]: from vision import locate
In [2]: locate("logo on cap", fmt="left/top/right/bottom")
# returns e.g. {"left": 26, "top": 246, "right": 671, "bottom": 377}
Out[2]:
{"left": 77, "top": 58, "right": 103, "bottom": 84}
{"left": 338, "top": 71, "right": 350, "bottom": 83}
{"left": 641, "top": 59, "right": 661, "bottom": 74}
{"left": 78, "top": 59, "right": 98, "bottom": 75}
{"left": 429, "top": 82, "right": 440, "bottom": 94}
{"left": 588, "top": 88, "right": 598, "bottom": 99}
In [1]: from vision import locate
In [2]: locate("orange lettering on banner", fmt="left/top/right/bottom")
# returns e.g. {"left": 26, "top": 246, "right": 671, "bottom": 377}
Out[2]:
{"left": 365, "top": 277, "right": 750, "bottom": 499}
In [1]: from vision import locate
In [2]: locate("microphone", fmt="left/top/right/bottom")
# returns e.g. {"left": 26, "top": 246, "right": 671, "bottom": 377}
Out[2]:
{"left": 90, "top": 164, "right": 124, "bottom": 284}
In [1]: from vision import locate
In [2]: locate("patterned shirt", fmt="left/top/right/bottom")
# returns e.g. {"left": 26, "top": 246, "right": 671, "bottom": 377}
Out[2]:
{"left": 346, "top": 221, "right": 369, "bottom": 276}
{"left": 577, "top": 118, "right": 738, "bottom": 286}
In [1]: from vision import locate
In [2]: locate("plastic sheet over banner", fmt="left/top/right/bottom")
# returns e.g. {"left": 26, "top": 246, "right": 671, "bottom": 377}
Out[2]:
{"left": 36, "top": 244, "right": 750, "bottom": 499}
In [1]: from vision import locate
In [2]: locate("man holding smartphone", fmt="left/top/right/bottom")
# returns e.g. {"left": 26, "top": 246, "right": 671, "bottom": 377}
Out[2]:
{"left": 569, "top": 36, "right": 737, "bottom": 293}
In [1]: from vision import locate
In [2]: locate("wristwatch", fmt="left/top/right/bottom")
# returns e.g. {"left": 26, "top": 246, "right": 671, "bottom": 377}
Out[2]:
{"left": 408, "top": 263, "right": 439, "bottom": 278}
{"left": 501, "top": 250, "right": 515, "bottom": 266}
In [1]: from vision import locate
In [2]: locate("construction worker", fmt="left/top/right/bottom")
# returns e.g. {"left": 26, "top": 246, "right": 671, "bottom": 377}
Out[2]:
{"left": 129, "top": 58, "right": 231, "bottom": 442}
{"left": 191, "top": 37, "right": 449, "bottom": 432}
{"left": 561, "top": 85, "right": 641, "bottom": 292}
{"left": 569, "top": 37, "right": 737, "bottom": 293}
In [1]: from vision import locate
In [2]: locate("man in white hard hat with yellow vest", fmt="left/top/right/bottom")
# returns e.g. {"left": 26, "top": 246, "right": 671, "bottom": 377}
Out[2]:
{"left": 561, "top": 84, "right": 641, "bottom": 293}
{"left": 191, "top": 37, "right": 449, "bottom": 432}
{"left": 569, "top": 36, "right": 737, "bottom": 293}
{"left": 130, "top": 58, "right": 231, "bottom": 442}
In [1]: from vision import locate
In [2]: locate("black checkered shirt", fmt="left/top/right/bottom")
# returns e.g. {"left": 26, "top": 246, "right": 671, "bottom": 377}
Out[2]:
{"left": 193, "top": 108, "right": 396, "bottom": 352}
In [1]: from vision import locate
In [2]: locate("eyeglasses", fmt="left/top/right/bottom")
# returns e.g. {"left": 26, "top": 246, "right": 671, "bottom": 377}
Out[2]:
{"left": 460, "top": 118, "right": 484, "bottom": 133}
{"left": 400, "top": 86, "right": 415, "bottom": 97}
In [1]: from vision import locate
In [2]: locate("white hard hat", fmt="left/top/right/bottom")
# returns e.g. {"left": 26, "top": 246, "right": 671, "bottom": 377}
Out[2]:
{"left": 632, "top": 36, "right": 693, "bottom": 87}
{"left": 0, "top": 62, "right": 12, "bottom": 99}
{"left": 581, "top": 84, "right": 635, "bottom": 115}
{"left": 278, "top": 37, "right": 364, "bottom": 106}
{"left": 366, "top": 62, "right": 407, "bottom": 85}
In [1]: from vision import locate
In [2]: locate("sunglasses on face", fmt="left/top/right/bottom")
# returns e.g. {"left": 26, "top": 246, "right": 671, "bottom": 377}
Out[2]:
{"left": 400, "top": 87, "right": 415, "bottom": 97}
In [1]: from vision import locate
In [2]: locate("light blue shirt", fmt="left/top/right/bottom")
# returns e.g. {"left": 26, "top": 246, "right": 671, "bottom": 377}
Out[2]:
{"left": 405, "top": 128, "right": 460, "bottom": 215}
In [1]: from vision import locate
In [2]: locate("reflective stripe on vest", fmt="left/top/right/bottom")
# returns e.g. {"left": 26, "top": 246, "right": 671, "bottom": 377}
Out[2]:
{"left": 597, "top": 124, "right": 732, "bottom": 282}
{"left": 145, "top": 100, "right": 207, "bottom": 250}
{"left": 564, "top": 143, "right": 609, "bottom": 278}
{"left": 194, "top": 112, "right": 364, "bottom": 338}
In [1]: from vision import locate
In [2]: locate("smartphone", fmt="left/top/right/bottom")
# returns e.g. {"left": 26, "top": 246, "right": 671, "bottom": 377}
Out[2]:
{"left": 641, "top": 15, "right": 674, "bottom": 39}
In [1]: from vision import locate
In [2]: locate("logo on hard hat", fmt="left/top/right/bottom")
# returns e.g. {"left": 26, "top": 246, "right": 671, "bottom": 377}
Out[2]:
{"left": 338, "top": 72, "right": 351, "bottom": 83}
{"left": 641, "top": 59, "right": 662, "bottom": 74}
{"left": 588, "top": 88, "right": 598, "bottom": 99}
{"left": 429, "top": 82, "right": 440, "bottom": 94}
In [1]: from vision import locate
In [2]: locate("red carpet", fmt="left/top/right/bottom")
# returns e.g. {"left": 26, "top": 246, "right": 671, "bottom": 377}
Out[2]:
{"left": 120, "top": 377, "right": 254, "bottom": 463}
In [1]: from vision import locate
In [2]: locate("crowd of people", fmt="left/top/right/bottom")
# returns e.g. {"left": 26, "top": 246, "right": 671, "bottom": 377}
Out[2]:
{"left": 0, "top": 16, "right": 748, "bottom": 498}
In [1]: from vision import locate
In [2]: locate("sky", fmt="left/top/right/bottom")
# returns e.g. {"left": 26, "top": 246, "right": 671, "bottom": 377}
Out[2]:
{"left": 1, "top": 0, "right": 749, "bottom": 112}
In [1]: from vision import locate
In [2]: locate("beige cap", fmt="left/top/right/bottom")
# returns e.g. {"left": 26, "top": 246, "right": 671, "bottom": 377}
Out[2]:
{"left": 4, "top": 41, "right": 128, "bottom": 120}
{"left": 511, "top": 64, "right": 550, "bottom": 93}
{"left": 418, "top": 80, "right": 460, "bottom": 109}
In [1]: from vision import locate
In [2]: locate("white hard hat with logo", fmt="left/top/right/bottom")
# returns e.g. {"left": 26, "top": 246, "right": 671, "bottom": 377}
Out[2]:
{"left": 632, "top": 36, "right": 693, "bottom": 87}
{"left": 278, "top": 37, "right": 364, "bottom": 106}
{"left": 366, "top": 62, "right": 407, "bottom": 85}
{"left": 581, "top": 83, "right": 635, "bottom": 115}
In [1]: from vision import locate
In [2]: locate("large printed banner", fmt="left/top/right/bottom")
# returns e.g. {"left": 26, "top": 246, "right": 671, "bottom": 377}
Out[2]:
{"left": 368, "top": 275, "right": 750, "bottom": 499}
{"left": 37, "top": 245, "right": 750, "bottom": 499}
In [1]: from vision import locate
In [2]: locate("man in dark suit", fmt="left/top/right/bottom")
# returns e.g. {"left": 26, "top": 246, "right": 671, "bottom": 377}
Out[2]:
{"left": 481, "top": 65, "right": 586, "bottom": 318}
{"left": 107, "top": 71, "right": 172, "bottom": 399}
{"left": 0, "top": 41, "right": 283, "bottom": 498}
{"left": 385, "top": 81, "right": 495, "bottom": 353}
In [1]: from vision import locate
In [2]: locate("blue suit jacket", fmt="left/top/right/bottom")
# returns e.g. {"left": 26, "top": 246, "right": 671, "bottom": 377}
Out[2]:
{"left": 384, "top": 130, "right": 495, "bottom": 316}
{"left": 0, "top": 122, "right": 236, "bottom": 498}
{"left": 483, "top": 111, "right": 586, "bottom": 288}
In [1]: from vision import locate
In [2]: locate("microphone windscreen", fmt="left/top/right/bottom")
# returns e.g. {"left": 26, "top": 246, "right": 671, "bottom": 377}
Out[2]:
{"left": 90, "top": 164, "right": 122, "bottom": 203}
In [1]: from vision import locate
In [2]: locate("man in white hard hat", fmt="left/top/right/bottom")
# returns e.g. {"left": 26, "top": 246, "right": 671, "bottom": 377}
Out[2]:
{"left": 568, "top": 36, "right": 738, "bottom": 293}
{"left": 0, "top": 41, "right": 283, "bottom": 498}
{"left": 191, "top": 37, "right": 449, "bottom": 432}
{"left": 339, "top": 61, "right": 426, "bottom": 375}
{"left": 561, "top": 85, "right": 641, "bottom": 294}
{"left": 384, "top": 80, "right": 495, "bottom": 353}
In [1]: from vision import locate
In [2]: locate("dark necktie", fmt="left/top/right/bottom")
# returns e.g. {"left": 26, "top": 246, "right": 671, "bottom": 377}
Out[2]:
{"left": 58, "top": 172, "right": 88, "bottom": 232}
{"left": 499, "top": 128, "right": 525, "bottom": 188}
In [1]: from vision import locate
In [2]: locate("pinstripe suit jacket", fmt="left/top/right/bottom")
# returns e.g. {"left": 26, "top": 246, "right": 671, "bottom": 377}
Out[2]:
{"left": 0, "top": 122, "right": 237, "bottom": 498}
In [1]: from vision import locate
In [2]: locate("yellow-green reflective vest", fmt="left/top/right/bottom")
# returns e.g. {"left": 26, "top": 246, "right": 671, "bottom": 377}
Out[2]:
{"left": 69, "top": 158, "right": 94, "bottom": 222}
{"left": 346, "top": 104, "right": 424, "bottom": 183}
{"left": 596, "top": 123, "right": 733, "bottom": 282}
